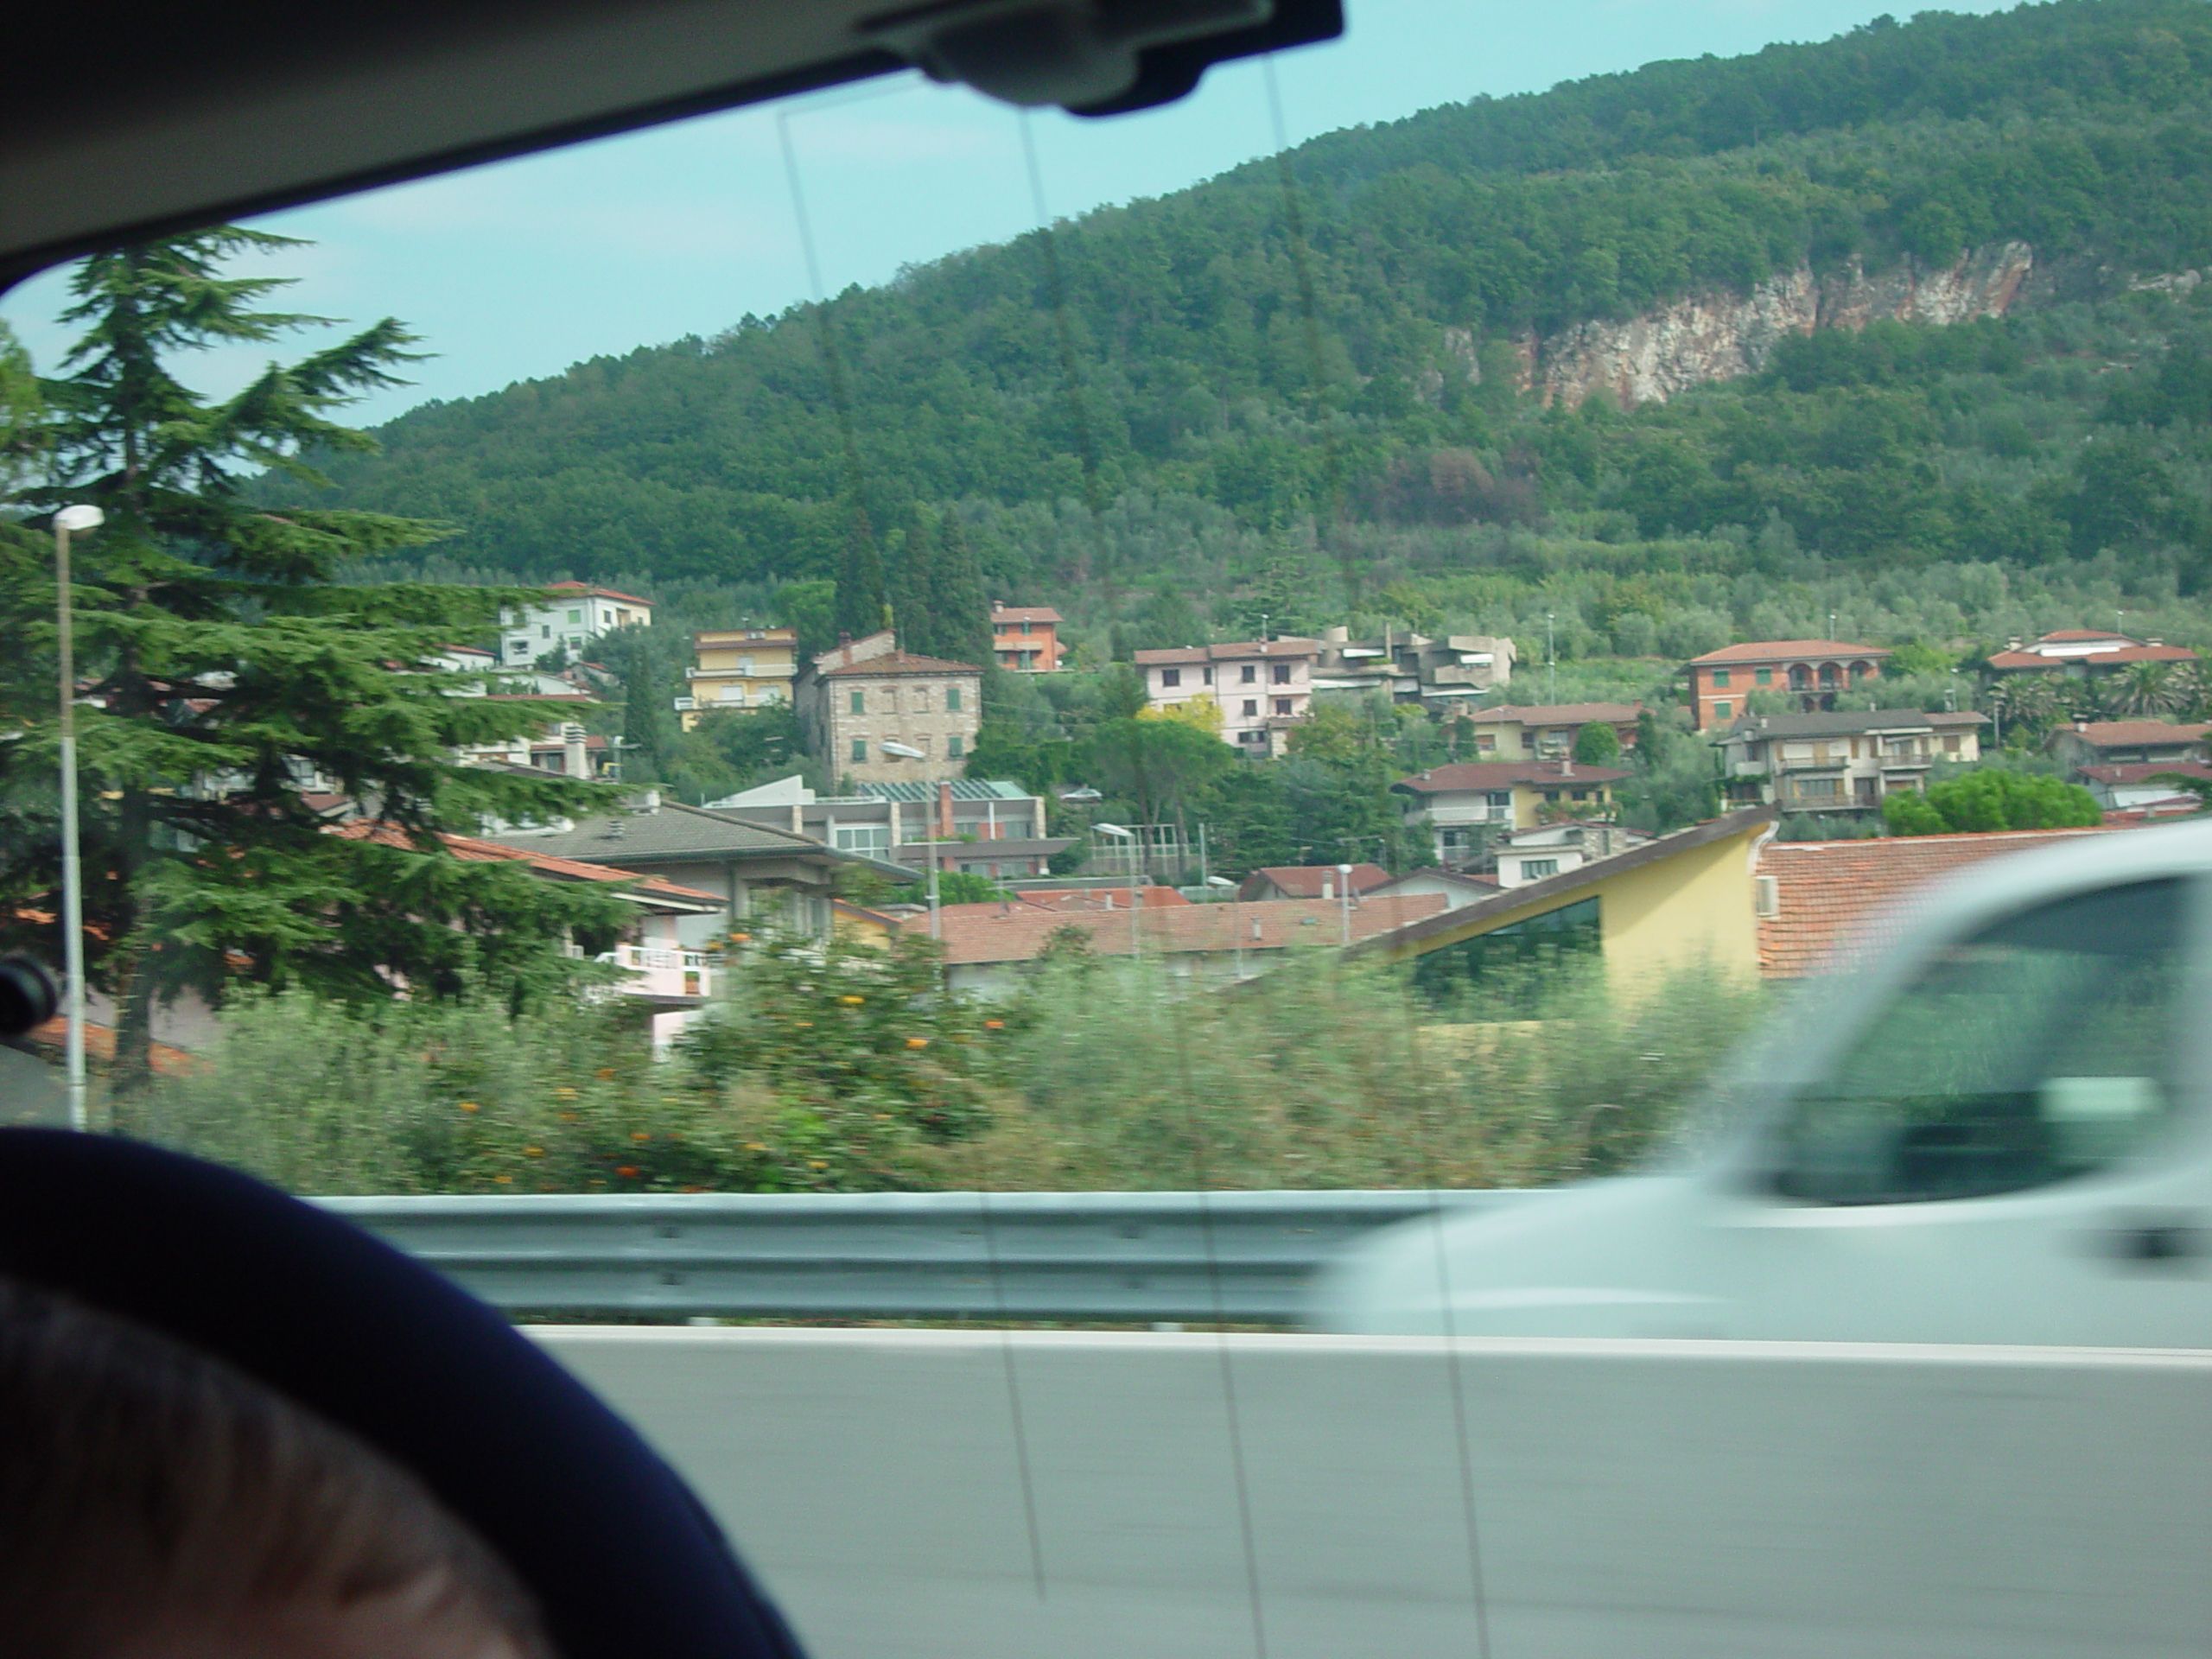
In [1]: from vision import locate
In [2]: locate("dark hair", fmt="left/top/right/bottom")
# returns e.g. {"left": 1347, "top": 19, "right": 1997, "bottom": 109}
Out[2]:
{"left": 0, "top": 1276, "right": 554, "bottom": 1656}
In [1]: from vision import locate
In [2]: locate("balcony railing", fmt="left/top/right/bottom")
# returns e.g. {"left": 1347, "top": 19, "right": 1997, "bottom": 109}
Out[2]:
{"left": 595, "top": 944, "right": 718, "bottom": 1001}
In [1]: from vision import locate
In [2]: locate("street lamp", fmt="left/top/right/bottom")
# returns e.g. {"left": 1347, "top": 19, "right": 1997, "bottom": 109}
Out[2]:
{"left": 1093, "top": 823, "right": 1139, "bottom": 957}
{"left": 1336, "top": 861, "right": 1354, "bottom": 947}
{"left": 1205, "top": 874, "right": 1242, "bottom": 980}
{"left": 53, "top": 505, "right": 104, "bottom": 1131}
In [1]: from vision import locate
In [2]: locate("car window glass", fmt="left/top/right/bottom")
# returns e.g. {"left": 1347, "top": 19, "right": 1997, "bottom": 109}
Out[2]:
{"left": 1770, "top": 879, "right": 2189, "bottom": 1206}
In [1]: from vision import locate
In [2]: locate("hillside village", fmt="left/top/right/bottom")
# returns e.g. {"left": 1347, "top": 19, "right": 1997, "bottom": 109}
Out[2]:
{"left": 11, "top": 0, "right": 2212, "bottom": 1188}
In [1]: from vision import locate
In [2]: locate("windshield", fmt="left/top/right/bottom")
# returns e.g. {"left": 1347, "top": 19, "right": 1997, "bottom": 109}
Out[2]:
{"left": 5, "top": 0, "right": 2212, "bottom": 1649}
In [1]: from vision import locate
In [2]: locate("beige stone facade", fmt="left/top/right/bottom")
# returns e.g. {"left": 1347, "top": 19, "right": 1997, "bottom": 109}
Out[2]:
{"left": 797, "top": 631, "right": 982, "bottom": 785}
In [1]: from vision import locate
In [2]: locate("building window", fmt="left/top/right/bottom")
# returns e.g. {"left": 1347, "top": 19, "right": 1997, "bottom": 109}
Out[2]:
{"left": 1202, "top": 667, "right": 1213, "bottom": 684}
{"left": 1485, "top": 791, "right": 1511, "bottom": 810}
{"left": 1476, "top": 734, "right": 1496, "bottom": 751}
{"left": 849, "top": 690, "right": 865, "bottom": 715}
{"left": 1543, "top": 790, "right": 1560, "bottom": 803}
{"left": 1756, "top": 667, "right": 1773, "bottom": 686}
{"left": 1162, "top": 668, "right": 1181, "bottom": 688}
{"left": 1713, "top": 700, "right": 1732, "bottom": 720}
{"left": 850, "top": 738, "right": 868, "bottom": 763}
{"left": 1570, "top": 789, "right": 1588, "bottom": 802}
{"left": 948, "top": 734, "right": 963, "bottom": 759}
{"left": 1272, "top": 664, "right": 1291, "bottom": 684}
{"left": 914, "top": 690, "right": 930, "bottom": 712}
{"left": 540, "top": 624, "right": 551, "bottom": 639}
{"left": 1243, "top": 699, "right": 1259, "bottom": 717}
{"left": 1522, "top": 859, "right": 1560, "bottom": 879}
{"left": 1241, "top": 664, "right": 1256, "bottom": 683}
{"left": 947, "top": 687, "right": 961, "bottom": 712}
{"left": 1713, "top": 669, "right": 1731, "bottom": 688}
{"left": 834, "top": 825, "right": 891, "bottom": 852}
{"left": 1273, "top": 698, "right": 1291, "bottom": 715}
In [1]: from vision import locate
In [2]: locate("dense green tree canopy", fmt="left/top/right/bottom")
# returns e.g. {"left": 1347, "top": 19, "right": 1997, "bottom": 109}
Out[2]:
{"left": 0, "top": 231, "right": 620, "bottom": 1082}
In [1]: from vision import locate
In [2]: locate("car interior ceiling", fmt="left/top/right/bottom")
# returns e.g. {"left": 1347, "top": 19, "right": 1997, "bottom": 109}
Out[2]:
{"left": 0, "top": 0, "right": 1340, "bottom": 293}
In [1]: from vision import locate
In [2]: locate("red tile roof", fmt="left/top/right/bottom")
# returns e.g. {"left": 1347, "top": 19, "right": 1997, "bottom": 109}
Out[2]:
{"left": 2058, "top": 721, "right": 2210, "bottom": 748}
{"left": 547, "top": 581, "right": 654, "bottom": 607}
{"left": 907, "top": 893, "right": 1448, "bottom": 965}
{"left": 1395, "top": 760, "right": 1631, "bottom": 792}
{"left": 2078, "top": 761, "right": 2212, "bottom": 784}
{"left": 1008, "top": 886, "right": 1191, "bottom": 909}
{"left": 1756, "top": 828, "right": 2113, "bottom": 979}
{"left": 1467, "top": 702, "right": 1643, "bottom": 725}
{"left": 815, "top": 650, "right": 985, "bottom": 678}
{"left": 1990, "top": 644, "right": 2196, "bottom": 669}
{"left": 1134, "top": 639, "right": 1321, "bottom": 664}
{"left": 1690, "top": 639, "right": 1892, "bottom": 664}
{"left": 1240, "top": 863, "right": 1391, "bottom": 899}
{"left": 332, "top": 823, "right": 720, "bottom": 904}
{"left": 990, "top": 606, "right": 1064, "bottom": 624}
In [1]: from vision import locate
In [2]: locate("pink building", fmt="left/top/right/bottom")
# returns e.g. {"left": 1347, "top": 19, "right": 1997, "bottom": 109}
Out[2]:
{"left": 1135, "top": 638, "right": 1320, "bottom": 754}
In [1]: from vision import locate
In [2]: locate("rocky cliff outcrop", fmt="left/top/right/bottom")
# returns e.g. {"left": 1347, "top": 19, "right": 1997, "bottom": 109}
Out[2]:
{"left": 1531, "top": 241, "right": 2037, "bottom": 408}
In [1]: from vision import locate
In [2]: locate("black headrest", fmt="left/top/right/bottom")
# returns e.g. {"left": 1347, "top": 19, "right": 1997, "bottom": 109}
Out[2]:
{"left": 0, "top": 1128, "right": 804, "bottom": 1659}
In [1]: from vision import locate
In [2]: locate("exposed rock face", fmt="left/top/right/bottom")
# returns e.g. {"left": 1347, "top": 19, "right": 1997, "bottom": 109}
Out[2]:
{"left": 1535, "top": 241, "right": 2037, "bottom": 408}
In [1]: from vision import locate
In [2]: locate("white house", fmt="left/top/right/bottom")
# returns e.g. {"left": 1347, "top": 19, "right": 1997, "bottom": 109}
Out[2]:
{"left": 499, "top": 582, "right": 653, "bottom": 666}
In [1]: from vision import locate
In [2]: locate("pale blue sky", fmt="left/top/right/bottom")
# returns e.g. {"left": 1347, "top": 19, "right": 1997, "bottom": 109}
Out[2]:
{"left": 3, "top": 0, "right": 2012, "bottom": 425}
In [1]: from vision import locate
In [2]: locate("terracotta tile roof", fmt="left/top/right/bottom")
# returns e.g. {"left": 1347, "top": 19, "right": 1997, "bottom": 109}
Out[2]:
{"left": 2060, "top": 721, "right": 2210, "bottom": 748}
{"left": 25, "top": 1019, "right": 197, "bottom": 1076}
{"left": 990, "top": 605, "right": 1063, "bottom": 624}
{"left": 1394, "top": 760, "right": 1631, "bottom": 792}
{"left": 1990, "top": 644, "right": 2196, "bottom": 669}
{"left": 1134, "top": 639, "right": 1321, "bottom": 664}
{"left": 2078, "top": 761, "right": 2212, "bottom": 784}
{"left": 546, "top": 581, "right": 654, "bottom": 607}
{"left": 1238, "top": 863, "right": 1391, "bottom": 899}
{"left": 2103, "top": 800, "right": 2204, "bottom": 823}
{"left": 815, "top": 650, "right": 985, "bottom": 678}
{"left": 1007, "top": 886, "right": 1191, "bottom": 909}
{"left": 1466, "top": 702, "right": 1643, "bottom": 725}
{"left": 906, "top": 893, "right": 1448, "bottom": 965}
{"left": 1690, "top": 639, "right": 1891, "bottom": 664}
{"left": 1755, "top": 828, "right": 2113, "bottom": 979}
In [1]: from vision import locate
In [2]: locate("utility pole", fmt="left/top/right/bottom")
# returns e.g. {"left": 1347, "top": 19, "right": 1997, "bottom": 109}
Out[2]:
{"left": 1546, "top": 611, "right": 1555, "bottom": 706}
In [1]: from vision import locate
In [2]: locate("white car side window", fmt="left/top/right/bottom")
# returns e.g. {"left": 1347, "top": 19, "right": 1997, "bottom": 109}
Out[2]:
{"left": 1770, "top": 879, "right": 2187, "bottom": 1206}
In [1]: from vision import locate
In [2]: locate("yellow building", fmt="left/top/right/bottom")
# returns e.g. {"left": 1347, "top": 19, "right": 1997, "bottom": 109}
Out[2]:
{"left": 681, "top": 626, "right": 798, "bottom": 730}
{"left": 1360, "top": 806, "right": 1773, "bottom": 990}
{"left": 1393, "top": 759, "right": 1633, "bottom": 864}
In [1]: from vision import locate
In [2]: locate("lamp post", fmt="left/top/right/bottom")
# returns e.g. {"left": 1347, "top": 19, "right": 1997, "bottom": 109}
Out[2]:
{"left": 1095, "top": 822, "right": 1138, "bottom": 958}
{"left": 53, "top": 505, "right": 103, "bottom": 1132}
{"left": 1205, "top": 874, "right": 1241, "bottom": 981}
{"left": 1336, "top": 861, "right": 1354, "bottom": 948}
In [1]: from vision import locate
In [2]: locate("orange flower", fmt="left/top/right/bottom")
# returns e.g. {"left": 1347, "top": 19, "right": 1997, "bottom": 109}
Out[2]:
{"left": 458, "top": 1101, "right": 481, "bottom": 1114}
{"left": 616, "top": 1165, "right": 639, "bottom": 1178}
{"left": 594, "top": 1067, "right": 616, "bottom": 1081}
{"left": 983, "top": 1020, "right": 1004, "bottom": 1030}
{"left": 493, "top": 1174, "right": 513, "bottom": 1185}
{"left": 524, "top": 1146, "right": 544, "bottom": 1158}
{"left": 840, "top": 995, "right": 865, "bottom": 1006}
{"left": 906, "top": 1036, "right": 929, "bottom": 1049}
{"left": 630, "top": 1131, "right": 652, "bottom": 1142}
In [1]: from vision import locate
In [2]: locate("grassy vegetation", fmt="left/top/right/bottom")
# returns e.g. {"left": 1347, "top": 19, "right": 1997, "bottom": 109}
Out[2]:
{"left": 118, "top": 936, "right": 1766, "bottom": 1196}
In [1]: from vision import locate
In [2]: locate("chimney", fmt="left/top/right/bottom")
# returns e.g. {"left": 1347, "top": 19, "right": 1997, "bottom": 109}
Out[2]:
{"left": 561, "top": 721, "right": 588, "bottom": 778}
{"left": 2075, "top": 717, "right": 2088, "bottom": 732}
{"left": 1562, "top": 757, "right": 1574, "bottom": 778}
{"left": 992, "top": 600, "right": 1003, "bottom": 613}
{"left": 1321, "top": 879, "right": 1334, "bottom": 901}
{"left": 2149, "top": 636, "right": 2164, "bottom": 647}
{"left": 2007, "top": 637, "right": 2022, "bottom": 652}
{"left": 938, "top": 781, "right": 956, "bottom": 839}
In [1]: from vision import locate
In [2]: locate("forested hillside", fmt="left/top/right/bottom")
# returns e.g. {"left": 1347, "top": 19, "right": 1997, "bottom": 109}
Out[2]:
{"left": 290, "top": 0, "right": 2212, "bottom": 659}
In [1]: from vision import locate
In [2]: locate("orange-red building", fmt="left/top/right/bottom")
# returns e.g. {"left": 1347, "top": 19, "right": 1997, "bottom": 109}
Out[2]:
{"left": 1686, "top": 639, "right": 1892, "bottom": 730}
{"left": 990, "top": 602, "right": 1065, "bottom": 671}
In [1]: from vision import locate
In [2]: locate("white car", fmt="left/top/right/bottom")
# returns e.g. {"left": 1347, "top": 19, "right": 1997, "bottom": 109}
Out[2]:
{"left": 1318, "top": 817, "right": 2212, "bottom": 1346}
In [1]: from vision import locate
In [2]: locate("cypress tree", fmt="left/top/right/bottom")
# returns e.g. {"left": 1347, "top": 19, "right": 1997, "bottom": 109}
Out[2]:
{"left": 0, "top": 229, "right": 623, "bottom": 1086}
{"left": 833, "top": 508, "right": 887, "bottom": 642}
{"left": 620, "top": 637, "right": 666, "bottom": 780}
{"left": 931, "top": 510, "right": 992, "bottom": 668}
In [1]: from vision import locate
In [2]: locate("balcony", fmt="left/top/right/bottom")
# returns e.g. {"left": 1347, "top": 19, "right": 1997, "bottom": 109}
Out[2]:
{"left": 595, "top": 944, "right": 718, "bottom": 1003}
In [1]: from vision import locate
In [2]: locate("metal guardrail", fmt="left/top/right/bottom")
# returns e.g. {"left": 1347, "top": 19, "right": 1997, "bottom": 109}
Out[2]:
{"left": 315, "top": 1190, "right": 1532, "bottom": 1323}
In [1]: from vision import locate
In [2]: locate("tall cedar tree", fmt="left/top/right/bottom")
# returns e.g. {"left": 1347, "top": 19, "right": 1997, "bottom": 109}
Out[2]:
{"left": 2, "top": 229, "right": 626, "bottom": 1085}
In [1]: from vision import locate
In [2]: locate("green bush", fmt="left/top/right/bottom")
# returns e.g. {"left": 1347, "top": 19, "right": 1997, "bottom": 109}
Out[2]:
{"left": 124, "top": 939, "right": 1768, "bottom": 1196}
{"left": 1882, "top": 769, "right": 2103, "bottom": 836}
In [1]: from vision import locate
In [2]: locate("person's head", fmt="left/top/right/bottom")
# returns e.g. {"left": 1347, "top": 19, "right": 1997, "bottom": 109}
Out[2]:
{"left": 0, "top": 1276, "right": 554, "bottom": 1659}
